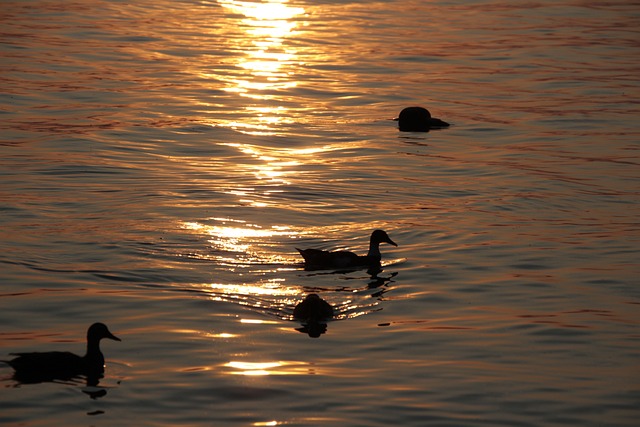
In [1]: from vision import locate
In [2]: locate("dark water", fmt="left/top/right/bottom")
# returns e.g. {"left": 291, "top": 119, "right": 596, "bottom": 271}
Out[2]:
{"left": 1, "top": 0, "right": 639, "bottom": 425}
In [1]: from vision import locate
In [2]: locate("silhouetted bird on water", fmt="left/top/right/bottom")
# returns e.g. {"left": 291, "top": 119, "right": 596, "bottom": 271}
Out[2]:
{"left": 395, "top": 106, "right": 450, "bottom": 131}
{"left": 294, "top": 294, "right": 334, "bottom": 323}
{"left": 294, "top": 294, "right": 334, "bottom": 338}
{"left": 296, "top": 229, "right": 397, "bottom": 270}
{"left": 4, "top": 322, "right": 120, "bottom": 384}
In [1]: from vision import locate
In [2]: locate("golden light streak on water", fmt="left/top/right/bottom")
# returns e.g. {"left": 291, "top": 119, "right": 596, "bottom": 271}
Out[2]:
{"left": 240, "top": 319, "right": 281, "bottom": 324}
{"left": 224, "top": 360, "right": 310, "bottom": 376}
{"left": 217, "top": 0, "right": 305, "bottom": 134}
{"left": 211, "top": 333, "right": 238, "bottom": 339}
{"left": 208, "top": 282, "right": 298, "bottom": 297}
{"left": 214, "top": 141, "right": 365, "bottom": 205}
{"left": 182, "top": 220, "right": 296, "bottom": 251}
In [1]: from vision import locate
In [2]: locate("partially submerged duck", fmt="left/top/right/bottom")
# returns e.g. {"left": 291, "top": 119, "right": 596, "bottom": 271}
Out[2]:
{"left": 395, "top": 106, "right": 450, "bottom": 131}
{"left": 293, "top": 294, "right": 334, "bottom": 323}
{"left": 296, "top": 229, "right": 397, "bottom": 270}
{"left": 293, "top": 294, "right": 333, "bottom": 338}
{"left": 4, "top": 322, "right": 120, "bottom": 384}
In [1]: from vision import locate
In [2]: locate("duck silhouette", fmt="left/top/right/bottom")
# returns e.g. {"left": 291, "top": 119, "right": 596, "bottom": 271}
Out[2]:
{"left": 293, "top": 294, "right": 334, "bottom": 323}
{"left": 395, "top": 106, "right": 450, "bottom": 131}
{"left": 4, "top": 322, "right": 120, "bottom": 384}
{"left": 296, "top": 229, "right": 397, "bottom": 270}
{"left": 293, "top": 294, "right": 334, "bottom": 338}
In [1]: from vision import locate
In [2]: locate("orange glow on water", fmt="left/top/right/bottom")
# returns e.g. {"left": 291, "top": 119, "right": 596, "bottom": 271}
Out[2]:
{"left": 224, "top": 360, "right": 310, "bottom": 376}
{"left": 207, "top": 141, "right": 358, "bottom": 208}
{"left": 219, "top": 0, "right": 304, "bottom": 23}
{"left": 240, "top": 318, "right": 280, "bottom": 324}
{"left": 177, "top": 218, "right": 396, "bottom": 324}
{"left": 222, "top": 142, "right": 300, "bottom": 185}
{"left": 2, "top": 1, "right": 638, "bottom": 424}
{"left": 182, "top": 220, "right": 297, "bottom": 259}
{"left": 216, "top": 0, "right": 305, "bottom": 134}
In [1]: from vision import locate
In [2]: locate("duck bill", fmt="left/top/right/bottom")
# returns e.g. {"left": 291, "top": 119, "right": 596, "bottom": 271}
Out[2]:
{"left": 386, "top": 238, "right": 398, "bottom": 247}
{"left": 107, "top": 332, "right": 121, "bottom": 342}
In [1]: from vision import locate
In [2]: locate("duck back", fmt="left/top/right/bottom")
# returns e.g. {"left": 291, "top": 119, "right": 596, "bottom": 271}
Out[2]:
{"left": 297, "top": 248, "right": 365, "bottom": 269}
{"left": 7, "top": 351, "right": 87, "bottom": 383}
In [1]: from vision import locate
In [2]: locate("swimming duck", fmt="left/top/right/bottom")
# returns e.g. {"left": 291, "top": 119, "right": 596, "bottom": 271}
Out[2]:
{"left": 293, "top": 294, "right": 334, "bottom": 323}
{"left": 5, "top": 322, "right": 120, "bottom": 384}
{"left": 294, "top": 294, "right": 333, "bottom": 337}
{"left": 296, "top": 229, "right": 397, "bottom": 270}
{"left": 395, "top": 106, "right": 450, "bottom": 131}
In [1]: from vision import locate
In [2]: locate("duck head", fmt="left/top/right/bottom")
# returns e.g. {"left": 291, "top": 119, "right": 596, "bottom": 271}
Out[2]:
{"left": 371, "top": 229, "right": 397, "bottom": 247}
{"left": 87, "top": 323, "right": 121, "bottom": 343}
{"left": 396, "top": 106, "right": 450, "bottom": 131}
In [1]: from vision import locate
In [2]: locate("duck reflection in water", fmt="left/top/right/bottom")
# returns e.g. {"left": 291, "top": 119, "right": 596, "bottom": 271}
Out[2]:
{"left": 3, "top": 323, "right": 120, "bottom": 397}
{"left": 293, "top": 294, "right": 334, "bottom": 338}
{"left": 394, "top": 106, "right": 450, "bottom": 132}
{"left": 297, "top": 230, "right": 397, "bottom": 272}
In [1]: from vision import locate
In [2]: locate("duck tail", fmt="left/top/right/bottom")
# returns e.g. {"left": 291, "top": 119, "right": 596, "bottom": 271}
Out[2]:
{"left": 295, "top": 248, "right": 308, "bottom": 261}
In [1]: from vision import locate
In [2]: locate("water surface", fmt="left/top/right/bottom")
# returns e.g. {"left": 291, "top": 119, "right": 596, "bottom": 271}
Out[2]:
{"left": 1, "top": 0, "right": 639, "bottom": 426}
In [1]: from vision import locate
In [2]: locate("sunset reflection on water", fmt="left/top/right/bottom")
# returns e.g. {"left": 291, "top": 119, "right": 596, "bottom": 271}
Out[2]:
{"left": 177, "top": 219, "right": 389, "bottom": 327}
{"left": 217, "top": 0, "right": 305, "bottom": 134}
{"left": 224, "top": 360, "right": 310, "bottom": 376}
{"left": 181, "top": 219, "right": 297, "bottom": 266}
{"left": 1, "top": 0, "right": 638, "bottom": 424}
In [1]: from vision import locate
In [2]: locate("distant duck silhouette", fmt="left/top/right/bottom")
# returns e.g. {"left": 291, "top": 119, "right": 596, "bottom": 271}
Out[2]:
{"left": 4, "top": 323, "right": 120, "bottom": 384}
{"left": 296, "top": 229, "right": 397, "bottom": 270}
{"left": 294, "top": 294, "right": 333, "bottom": 338}
{"left": 293, "top": 294, "right": 334, "bottom": 323}
{"left": 395, "top": 106, "right": 450, "bottom": 131}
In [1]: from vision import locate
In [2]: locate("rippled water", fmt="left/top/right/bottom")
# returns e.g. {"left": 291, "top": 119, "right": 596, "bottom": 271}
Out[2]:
{"left": 1, "top": 0, "right": 639, "bottom": 425}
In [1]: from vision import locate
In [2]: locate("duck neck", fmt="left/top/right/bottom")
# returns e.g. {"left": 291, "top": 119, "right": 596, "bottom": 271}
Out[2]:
{"left": 85, "top": 339, "right": 105, "bottom": 367}
{"left": 366, "top": 239, "right": 382, "bottom": 261}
